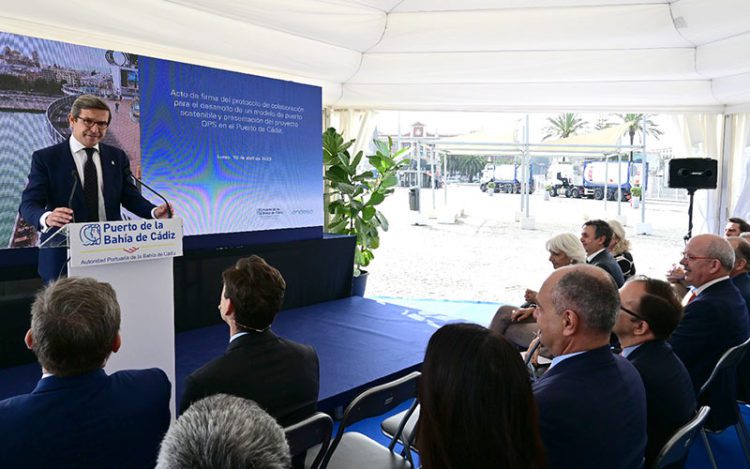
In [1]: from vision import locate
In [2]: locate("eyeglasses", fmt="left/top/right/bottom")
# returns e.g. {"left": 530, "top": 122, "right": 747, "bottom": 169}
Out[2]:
{"left": 75, "top": 117, "right": 109, "bottom": 129}
{"left": 681, "top": 252, "right": 717, "bottom": 262}
{"left": 619, "top": 305, "right": 645, "bottom": 321}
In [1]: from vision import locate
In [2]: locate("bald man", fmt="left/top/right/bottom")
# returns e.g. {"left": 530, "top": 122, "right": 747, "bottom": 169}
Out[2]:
{"left": 669, "top": 234, "right": 749, "bottom": 429}
{"left": 533, "top": 264, "right": 646, "bottom": 469}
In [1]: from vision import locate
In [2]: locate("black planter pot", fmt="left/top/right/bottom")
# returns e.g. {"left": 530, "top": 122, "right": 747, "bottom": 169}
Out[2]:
{"left": 351, "top": 271, "right": 369, "bottom": 297}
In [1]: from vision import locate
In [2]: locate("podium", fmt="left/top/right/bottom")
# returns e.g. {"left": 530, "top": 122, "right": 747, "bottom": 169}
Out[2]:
{"left": 41, "top": 218, "right": 183, "bottom": 410}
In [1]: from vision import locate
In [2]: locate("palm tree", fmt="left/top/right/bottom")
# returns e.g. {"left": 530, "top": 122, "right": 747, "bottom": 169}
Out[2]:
{"left": 448, "top": 155, "right": 486, "bottom": 182}
{"left": 614, "top": 113, "right": 663, "bottom": 161}
{"left": 614, "top": 113, "right": 663, "bottom": 141}
{"left": 542, "top": 113, "right": 588, "bottom": 141}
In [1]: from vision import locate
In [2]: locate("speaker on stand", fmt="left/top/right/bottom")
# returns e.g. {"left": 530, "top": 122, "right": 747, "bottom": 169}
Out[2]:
{"left": 668, "top": 158, "right": 718, "bottom": 241}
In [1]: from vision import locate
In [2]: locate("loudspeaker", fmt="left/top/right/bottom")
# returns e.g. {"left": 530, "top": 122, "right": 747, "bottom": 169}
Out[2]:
{"left": 668, "top": 158, "right": 717, "bottom": 189}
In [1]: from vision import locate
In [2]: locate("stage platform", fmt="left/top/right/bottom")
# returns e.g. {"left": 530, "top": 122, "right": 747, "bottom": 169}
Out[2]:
{"left": 0, "top": 296, "right": 501, "bottom": 412}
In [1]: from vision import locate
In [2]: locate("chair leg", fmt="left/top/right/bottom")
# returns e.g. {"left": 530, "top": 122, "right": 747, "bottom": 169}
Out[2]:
{"left": 701, "top": 429, "right": 718, "bottom": 469}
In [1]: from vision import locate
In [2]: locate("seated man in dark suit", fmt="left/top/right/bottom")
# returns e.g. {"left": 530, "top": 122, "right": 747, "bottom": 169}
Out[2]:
{"left": 179, "top": 255, "right": 320, "bottom": 427}
{"left": 158, "top": 394, "right": 291, "bottom": 469}
{"left": 727, "top": 236, "right": 750, "bottom": 401}
{"left": 725, "top": 217, "right": 750, "bottom": 237}
{"left": 533, "top": 264, "right": 646, "bottom": 469}
{"left": 0, "top": 277, "right": 171, "bottom": 468}
{"left": 669, "top": 234, "right": 750, "bottom": 429}
{"left": 581, "top": 219, "right": 625, "bottom": 287}
{"left": 614, "top": 277, "right": 696, "bottom": 467}
{"left": 728, "top": 236, "right": 750, "bottom": 312}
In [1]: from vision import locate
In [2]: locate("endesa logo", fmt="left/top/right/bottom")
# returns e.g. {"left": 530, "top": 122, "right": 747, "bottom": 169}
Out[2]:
{"left": 291, "top": 209, "right": 314, "bottom": 215}
{"left": 79, "top": 224, "right": 102, "bottom": 246}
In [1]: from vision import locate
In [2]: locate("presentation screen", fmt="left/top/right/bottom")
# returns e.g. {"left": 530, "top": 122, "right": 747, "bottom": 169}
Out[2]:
{"left": 0, "top": 31, "right": 322, "bottom": 260}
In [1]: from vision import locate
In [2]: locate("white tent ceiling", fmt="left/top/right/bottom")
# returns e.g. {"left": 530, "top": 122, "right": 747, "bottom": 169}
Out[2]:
{"left": 1, "top": 0, "right": 750, "bottom": 112}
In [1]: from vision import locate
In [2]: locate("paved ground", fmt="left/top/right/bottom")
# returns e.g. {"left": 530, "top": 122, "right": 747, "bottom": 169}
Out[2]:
{"left": 366, "top": 184, "right": 688, "bottom": 304}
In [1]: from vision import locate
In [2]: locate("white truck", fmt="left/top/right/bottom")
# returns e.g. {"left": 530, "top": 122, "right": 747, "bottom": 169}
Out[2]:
{"left": 479, "top": 163, "right": 534, "bottom": 194}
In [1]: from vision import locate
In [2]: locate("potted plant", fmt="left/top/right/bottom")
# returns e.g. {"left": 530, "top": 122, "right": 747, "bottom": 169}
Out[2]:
{"left": 630, "top": 185, "right": 642, "bottom": 208}
{"left": 323, "top": 127, "right": 410, "bottom": 296}
{"left": 486, "top": 181, "right": 496, "bottom": 196}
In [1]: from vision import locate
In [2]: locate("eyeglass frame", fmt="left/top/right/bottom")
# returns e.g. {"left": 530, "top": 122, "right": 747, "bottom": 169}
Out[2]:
{"left": 680, "top": 252, "right": 717, "bottom": 262}
{"left": 75, "top": 117, "right": 109, "bottom": 130}
{"left": 619, "top": 305, "right": 646, "bottom": 321}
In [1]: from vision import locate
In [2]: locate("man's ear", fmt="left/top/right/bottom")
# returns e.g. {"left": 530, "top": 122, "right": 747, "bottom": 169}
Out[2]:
{"left": 225, "top": 298, "right": 235, "bottom": 318}
{"left": 112, "top": 333, "right": 122, "bottom": 354}
{"left": 632, "top": 319, "right": 650, "bottom": 337}
{"left": 561, "top": 309, "right": 579, "bottom": 337}
{"left": 24, "top": 329, "right": 33, "bottom": 350}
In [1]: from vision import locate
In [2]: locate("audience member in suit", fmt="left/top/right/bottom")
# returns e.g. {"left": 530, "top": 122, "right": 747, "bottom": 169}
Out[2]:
{"left": 614, "top": 276, "right": 696, "bottom": 467}
{"left": 157, "top": 394, "right": 290, "bottom": 469}
{"left": 532, "top": 264, "right": 646, "bottom": 469}
{"left": 668, "top": 234, "right": 750, "bottom": 429}
{"left": 179, "top": 255, "right": 319, "bottom": 428}
{"left": 728, "top": 236, "right": 750, "bottom": 401}
{"left": 725, "top": 217, "right": 750, "bottom": 237}
{"left": 19, "top": 94, "right": 172, "bottom": 283}
{"left": 416, "top": 323, "right": 545, "bottom": 469}
{"left": 581, "top": 219, "right": 625, "bottom": 287}
{"left": 608, "top": 219, "right": 636, "bottom": 280}
{"left": 727, "top": 237, "right": 750, "bottom": 312}
{"left": 669, "top": 217, "right": 750, "bottom": 300}
{"left": 0, "top": 277, "right": 171, "bottom": 468}
{"left": 489, "top": 232, "right": 586, "bottom": 349}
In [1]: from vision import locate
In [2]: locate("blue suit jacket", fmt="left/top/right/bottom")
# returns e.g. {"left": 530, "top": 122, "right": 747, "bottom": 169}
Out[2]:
{"left": 627, "top": 340, "right": 696, "bottom": 466}
{"left": 668, "top": 278, "right": 750, "bottom": 429}
{"left": 0, "top": 368, "right": 171, "bottom": 468}
{"left": 732, "top": 273, "right": 750, "bottom": 402}
{"left": 589, "top": 250, "right": 625, "bottom": 287}
{"left": 533, "top": 345, "right": 646, "bottom": 469}
{"left": 19, "top": 139, "right": 156, "bottom": 282}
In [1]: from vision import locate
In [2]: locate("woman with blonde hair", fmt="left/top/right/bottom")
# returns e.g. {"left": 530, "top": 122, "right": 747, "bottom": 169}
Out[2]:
{"left": 608, "top": 219, "right": 636, "bottom": 280}
{"left": 489, "top": 232, "right": 586, "bottom": 348}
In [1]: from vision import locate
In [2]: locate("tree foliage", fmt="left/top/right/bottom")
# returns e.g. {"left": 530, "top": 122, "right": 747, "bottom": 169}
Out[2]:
{"left": 613, "top": 113, "right": 664, "bottom": 143}
{"left": 542, "top": 113, "right": 588, "bottom": 141}
{"left": 323, "top": 128, "right": 410, "bottom": 275}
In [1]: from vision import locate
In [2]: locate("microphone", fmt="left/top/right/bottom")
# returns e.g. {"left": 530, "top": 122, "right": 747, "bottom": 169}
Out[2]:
{"left": 125, "top": 169, "right": 172, "bottom": 218}
{"left": 67, "top": 169, "right": 79, "bottom": 223}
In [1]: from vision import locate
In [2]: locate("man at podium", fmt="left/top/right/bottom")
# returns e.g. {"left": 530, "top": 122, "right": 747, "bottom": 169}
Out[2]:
{"left": 19, "top": 94, "right": 171, "bottom": 282}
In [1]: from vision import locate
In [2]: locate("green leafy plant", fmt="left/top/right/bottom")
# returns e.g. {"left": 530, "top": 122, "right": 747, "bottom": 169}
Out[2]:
{"left": 323, "top": 127, "right": 410, "bottom": 275}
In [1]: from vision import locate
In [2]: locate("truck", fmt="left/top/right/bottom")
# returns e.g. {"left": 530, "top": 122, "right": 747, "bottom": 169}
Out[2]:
{"left": 479, "top": 163, "right": 534, "bottom": 194}
{"left": 547, "top": 159, "right": 647, "bottom": 200}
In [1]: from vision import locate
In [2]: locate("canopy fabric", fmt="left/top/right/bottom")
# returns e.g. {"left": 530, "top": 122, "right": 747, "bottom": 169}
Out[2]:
{"left": 536, "top": 124, "right": 632, "bottom": 154}
{"left": 1, "top": 0, "right": 749, "bottom": 111}
{"left": 435, "top": 127, "right": 519, "bottom": 155}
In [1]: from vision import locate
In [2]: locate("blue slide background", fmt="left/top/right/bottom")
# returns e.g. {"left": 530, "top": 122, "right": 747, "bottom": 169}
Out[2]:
{"left": 139, "top": 57, "right": 322, "bottom": 236}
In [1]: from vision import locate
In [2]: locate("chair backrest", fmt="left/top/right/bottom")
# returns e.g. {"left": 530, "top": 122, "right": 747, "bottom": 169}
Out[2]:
{"left": 698, "top": 337, "right": 750, "bottom": 398}
{"left": 325, "top": 371, "right": 421, "bottom": 465}
{"left": 284, "top": 412, "right": 334, "bottom": 469}
{"left": 651, "top": 406, "right": 711, "bottom": 469}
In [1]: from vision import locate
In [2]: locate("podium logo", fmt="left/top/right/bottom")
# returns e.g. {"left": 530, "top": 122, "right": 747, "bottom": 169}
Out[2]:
{"left": 79, "top": 224, "right": 102, "bottom": 246}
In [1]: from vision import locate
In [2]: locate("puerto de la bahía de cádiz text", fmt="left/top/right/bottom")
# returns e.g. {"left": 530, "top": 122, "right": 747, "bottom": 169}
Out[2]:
{"left": 102, "top": 221, "right": 176, "bottom": 245}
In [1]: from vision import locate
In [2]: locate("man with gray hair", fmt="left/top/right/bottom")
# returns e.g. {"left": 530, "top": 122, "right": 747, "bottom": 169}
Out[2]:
{"left": 157, "top": 394, "right": 291, "bottom": 469}
{"left": 532, "top": 264, "right": 646, "bottom": 468}
{"left": 669, "top": 234, "right": 749, "bottom": 429}
{"left": 0, "top": 277, "right": 171, "bottom": 468}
